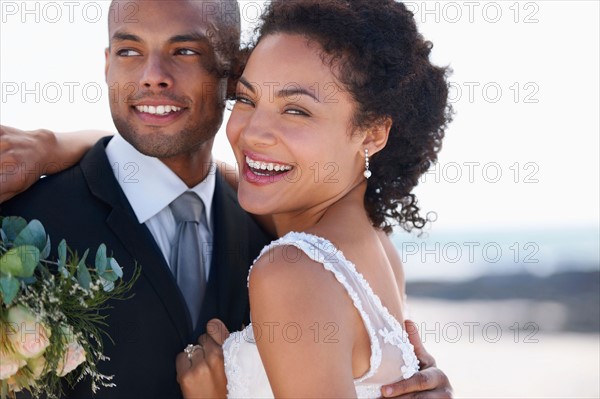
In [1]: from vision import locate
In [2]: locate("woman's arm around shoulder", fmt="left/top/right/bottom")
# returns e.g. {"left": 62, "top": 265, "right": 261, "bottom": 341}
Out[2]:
{"left": 249, "top": 245, "right": 358, "bottom": 398}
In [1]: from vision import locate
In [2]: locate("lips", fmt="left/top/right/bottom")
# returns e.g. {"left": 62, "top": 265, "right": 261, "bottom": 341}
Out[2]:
{"left": 131, "top": 101, "right": 187, "bottom": 125}
{"left": 135, "top": 104, "right": 183, "bottom": 116}
{"left": 242, "top": 153, "right": 295, "bottom": 185}
{"left": 245, "top": 155, "right": 294, "bottom": 176}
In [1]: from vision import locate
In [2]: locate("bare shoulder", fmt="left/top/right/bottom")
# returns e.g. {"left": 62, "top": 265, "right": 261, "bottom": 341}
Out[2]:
{"left": 376, "top": 230, "right": 404, "bottom": 271}
{"left": 248, "top": 243, "right": 356, "bottom": 333}
{"left": 248, "top": 244, "right": 358, "bottom": 396}
{"left": 375, "top": 230, "right": 406, "bottom": 300}
{"left": 249, "top": 244, "right": 344, "bottom": 303}
{"left": 249, "top": 244, "right": 321, "bottom": 289}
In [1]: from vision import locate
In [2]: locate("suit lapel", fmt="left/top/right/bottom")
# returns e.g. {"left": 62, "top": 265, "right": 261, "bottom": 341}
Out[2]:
{"left": 80, "top": 138, "right": 190, "bottom": 342}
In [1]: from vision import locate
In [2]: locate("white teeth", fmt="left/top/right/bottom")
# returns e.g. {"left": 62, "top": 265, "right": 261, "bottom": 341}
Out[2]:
{"left": 245, "top": 156, "right": 292, "bottom": 173}
{"left": 135, "top": 105, "right": 182, "bottom": 115}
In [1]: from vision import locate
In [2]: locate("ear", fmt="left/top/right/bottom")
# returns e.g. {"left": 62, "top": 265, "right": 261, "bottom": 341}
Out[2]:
{"left": 361, "top": 116, "right": 392, "bottom": 156}
{"left": 104, "top": 47, "right": 110, "bottom": 83}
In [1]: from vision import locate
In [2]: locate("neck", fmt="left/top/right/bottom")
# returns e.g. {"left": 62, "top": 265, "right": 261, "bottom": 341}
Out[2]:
{"left": 160, "top": 139, "right": 214, "bottom": 188}
{"left": 272, "top": 181, "right": 368, "bottom": 237}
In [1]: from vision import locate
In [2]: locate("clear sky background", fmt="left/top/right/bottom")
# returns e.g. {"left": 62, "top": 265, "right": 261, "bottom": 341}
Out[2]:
{"left": 1, "top": 0, "right": 598, "bottom": 236}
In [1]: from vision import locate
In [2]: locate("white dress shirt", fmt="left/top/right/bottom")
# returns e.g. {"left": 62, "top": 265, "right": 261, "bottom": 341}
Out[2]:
{"left": 105, "top": 134, "right": 215, "bottom": 280}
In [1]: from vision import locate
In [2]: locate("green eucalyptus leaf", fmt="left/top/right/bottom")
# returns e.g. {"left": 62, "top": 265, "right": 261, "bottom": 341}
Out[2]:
{"left": 0, "top": 245, "right": 40, "bottom": 277}
{"left": 101, "top": 258, "right": 123, "bottom": 282}
{"left": 22, "top": 276, "right": 37, "bottom": 285}
{"left": 41, "top": 236, "right": 51, "bottom": 259}
{"left": 58, "top": 239, "right": 67, "bottom": 269}
{"left": 0, "top": 276, "right": 20, "bottom": 305}
{"left": 0, "top": 228, "right": 7, "bottom": 243}
{"left": 77, "top": 249, "right": 91, "bottom": 289}
{"left": 95, "top": 244, "right": 108, "bottom": 274}
{"left": 79, "top": 248, "right": 89, "bottom": 265}
{"left": 2, "top": 216, "right": 27, "bottom": 242}
{"left": 109, "top": 258, "right": 123, "bottom": 278}
{"left": 14, "top": 219, "right": 47, "bottom": 251}
{"left": 100, "top": 270, "right": 118, "bottom": 282}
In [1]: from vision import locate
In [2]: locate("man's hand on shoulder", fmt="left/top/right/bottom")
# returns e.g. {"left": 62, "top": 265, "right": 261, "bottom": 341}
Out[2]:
{"left": 381, "top": 320, "right": 453, "bottom": 398}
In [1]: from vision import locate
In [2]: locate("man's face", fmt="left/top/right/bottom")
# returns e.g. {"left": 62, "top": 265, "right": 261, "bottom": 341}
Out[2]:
{"left": 105, "top": 0, "right": 228, "bottom": 159}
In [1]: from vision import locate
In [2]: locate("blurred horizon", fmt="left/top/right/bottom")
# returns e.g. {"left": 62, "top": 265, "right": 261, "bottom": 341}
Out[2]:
{"left": 393, "top": 224, "right": 599, "bottom": 282}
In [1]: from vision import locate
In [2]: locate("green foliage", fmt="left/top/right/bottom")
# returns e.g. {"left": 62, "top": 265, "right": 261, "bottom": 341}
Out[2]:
{"left": 0, "top": 216, "right": 140, "bottom": 398}
{"left": 14, "top": 219, "right": 47, "bottom": 251}
{"left": 0, "top": 246, "right": 40, "bottom": 279}
{"left": 0, "top": 276, "right": 19, "bottom": 304}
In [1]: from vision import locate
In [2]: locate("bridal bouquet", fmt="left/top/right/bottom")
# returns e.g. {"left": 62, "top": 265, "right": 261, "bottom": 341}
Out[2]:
{"left": 0, "top": 216, "right": 138, "bottom": 398}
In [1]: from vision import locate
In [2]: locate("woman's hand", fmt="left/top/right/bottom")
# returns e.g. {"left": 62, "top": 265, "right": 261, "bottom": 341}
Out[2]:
{"left": 176, "top": 319, "right": 231, "bottom": 399}
{"left": 0, "top": 126, "right": 109, "bottom": 203}
{"left": 0, "top": 125, "right": 58, "bottom": 203}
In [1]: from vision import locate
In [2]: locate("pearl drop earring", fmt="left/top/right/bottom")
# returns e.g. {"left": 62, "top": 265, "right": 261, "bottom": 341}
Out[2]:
{"left": 363, "top": 149, "right": 372, "bottom": 179}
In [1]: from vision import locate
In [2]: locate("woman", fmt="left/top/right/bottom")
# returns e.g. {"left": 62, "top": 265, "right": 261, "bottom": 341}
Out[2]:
{"left": 177, "top": 0, "right": 451, "bottom": 397}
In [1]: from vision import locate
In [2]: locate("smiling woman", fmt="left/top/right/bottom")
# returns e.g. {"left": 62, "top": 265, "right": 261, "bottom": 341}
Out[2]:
{"left": 229, "top": 34, "right": 367, "bottom": 203}
{"left": 175, "top": 0, "right": 452, "bottom": 397}
{"left": 228, "top": 11, "right": 450, "bottom": 235}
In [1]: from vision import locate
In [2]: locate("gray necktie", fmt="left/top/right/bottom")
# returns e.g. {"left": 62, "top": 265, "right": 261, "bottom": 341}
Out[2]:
{"left": 169, "top": 192, "right": 207, "bottom": 329}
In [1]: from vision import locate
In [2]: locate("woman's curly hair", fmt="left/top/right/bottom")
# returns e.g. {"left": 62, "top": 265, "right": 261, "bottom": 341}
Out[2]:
{"left": 249, "top": 0, "right": 452, "bottom": 234}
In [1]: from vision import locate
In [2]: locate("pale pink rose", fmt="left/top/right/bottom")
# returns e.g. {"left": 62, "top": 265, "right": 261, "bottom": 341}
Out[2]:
{"left": 6, "top": 304, "right": 51, "bottom": 359}
{"left": 0, "top": 349, "right": 26, "bottom": 380}
{"left": 56, "top": 327, "right": 86, "bottom": 377}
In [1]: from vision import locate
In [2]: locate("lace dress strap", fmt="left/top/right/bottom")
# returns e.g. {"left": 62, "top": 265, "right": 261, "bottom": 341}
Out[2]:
{"left": 249, "top": 231, "right": 418, "bottom": 383}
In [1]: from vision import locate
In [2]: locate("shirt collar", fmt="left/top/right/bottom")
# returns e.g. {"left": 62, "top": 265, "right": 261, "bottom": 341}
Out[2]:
{"left": 105, "top": 134, "right": 215, "bottom": 227}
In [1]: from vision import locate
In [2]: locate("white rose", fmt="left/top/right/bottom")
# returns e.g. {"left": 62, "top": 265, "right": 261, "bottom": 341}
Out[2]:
{"left": 56, "top": 326, "right": 86, "bottom": 377}
{"left": 0, "top": 349, "right": 26, "bottom": 380}
{"left": 6, "top": 304, "right": 52, "bottom": 359}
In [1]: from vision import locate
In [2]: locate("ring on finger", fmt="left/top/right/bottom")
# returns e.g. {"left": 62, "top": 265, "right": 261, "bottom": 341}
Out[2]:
{"left": 184, "top": 344, "right": 203, "bottom": 361}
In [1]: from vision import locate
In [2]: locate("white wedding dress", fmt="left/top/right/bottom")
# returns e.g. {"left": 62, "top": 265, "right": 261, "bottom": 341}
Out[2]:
{"left": 223, "top": 232, "right": 419, "bottom": 398}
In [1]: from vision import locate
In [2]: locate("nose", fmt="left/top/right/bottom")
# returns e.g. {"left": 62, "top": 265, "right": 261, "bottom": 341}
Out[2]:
{"left": 140, "top": 53, "right": 173, "bottom": 89}
{"left": 240, "top": 107, "right": 278, "bottom": 148}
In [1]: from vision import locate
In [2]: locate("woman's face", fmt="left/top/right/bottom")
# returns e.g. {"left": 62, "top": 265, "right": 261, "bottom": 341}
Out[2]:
{"left": 227, "top": 33, "right": 366, "bottom": 217}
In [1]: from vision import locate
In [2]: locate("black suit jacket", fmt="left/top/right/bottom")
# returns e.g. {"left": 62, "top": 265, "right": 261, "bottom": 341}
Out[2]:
{"left": 1, "top": 137, "right": 271, "bottom": 398}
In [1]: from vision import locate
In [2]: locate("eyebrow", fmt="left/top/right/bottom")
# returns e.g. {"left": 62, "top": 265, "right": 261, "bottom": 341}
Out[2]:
{"left": 111, "top": 31, "right": 142, "bottom": 43}
{"left": 238, "top": 77, "right": 321, "bottom": 103}
{"left": 110, "top": 31, "right": 209, "bottom": 46}
{"left": 169, "top": 33, "right": 210, "bottom": 45}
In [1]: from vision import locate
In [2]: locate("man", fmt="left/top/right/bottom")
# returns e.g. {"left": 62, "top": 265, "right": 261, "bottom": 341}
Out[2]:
{"left": 1, "top": 1, "right": 451, "bottom": 398}
{"left": 3, "top": 0, "right": 269, "bottom": 397}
